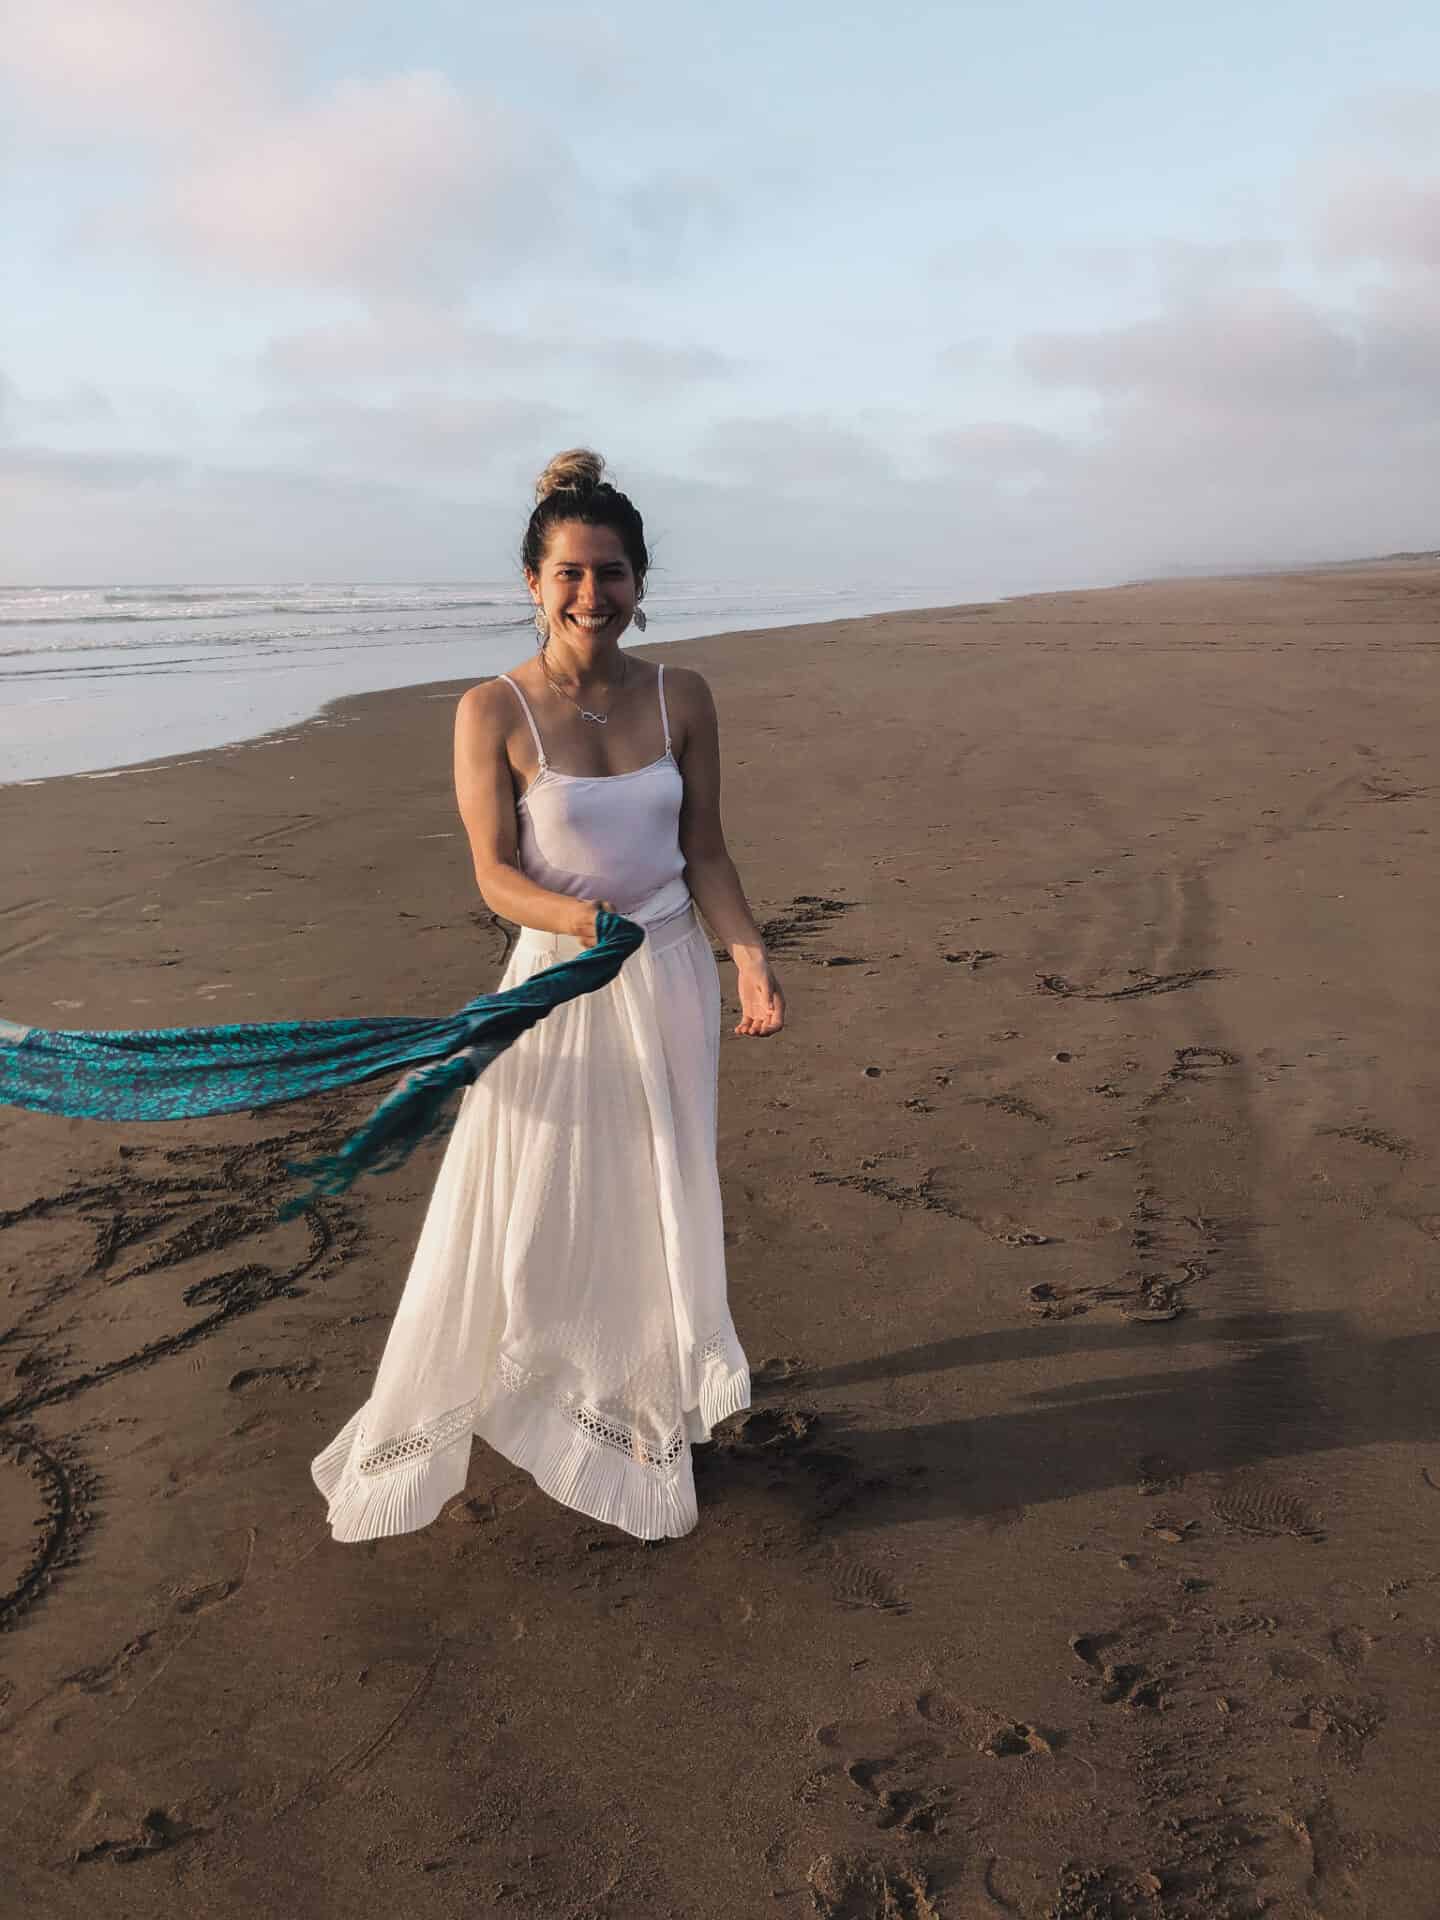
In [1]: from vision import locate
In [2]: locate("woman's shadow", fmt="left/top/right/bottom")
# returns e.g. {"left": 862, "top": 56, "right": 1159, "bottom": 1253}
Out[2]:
{"left": 717, "top": 1309, "right": 1440, "bottom": 1533}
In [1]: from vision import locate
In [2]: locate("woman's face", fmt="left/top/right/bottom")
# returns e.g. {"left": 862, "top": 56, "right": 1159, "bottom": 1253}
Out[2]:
{"left": 526, "top": 521, "right": 637, "bottom": 645}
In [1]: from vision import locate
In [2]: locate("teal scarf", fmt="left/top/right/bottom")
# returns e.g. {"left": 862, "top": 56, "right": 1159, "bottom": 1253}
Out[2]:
{"left": 0, "top": 912, "right": 643, "bottom": 1213}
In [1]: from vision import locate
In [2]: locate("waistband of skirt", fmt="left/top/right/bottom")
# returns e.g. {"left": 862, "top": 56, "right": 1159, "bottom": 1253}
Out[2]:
{"left": 515, "top": 879, "right": 697, "bottom": 962}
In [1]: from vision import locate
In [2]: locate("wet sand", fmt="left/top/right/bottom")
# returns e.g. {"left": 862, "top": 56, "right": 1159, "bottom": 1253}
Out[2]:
{"left": 2, "top": 561, "right": 1439, "bottom": 1917}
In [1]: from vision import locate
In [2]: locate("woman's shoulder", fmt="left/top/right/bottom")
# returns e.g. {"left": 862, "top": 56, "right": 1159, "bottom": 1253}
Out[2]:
{"left": 456, "top": 671, "right": 525, "bottom": 738}
{"left": 655, "top": 661, "right": 711, "bottom": 697}
{"left": 657, "top": 662, "right": 715, "bottom": 717}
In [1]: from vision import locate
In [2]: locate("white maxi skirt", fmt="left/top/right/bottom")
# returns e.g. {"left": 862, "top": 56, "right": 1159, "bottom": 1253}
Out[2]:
{"left": 311, "top": 898, "right": 750, "bottom": 1542}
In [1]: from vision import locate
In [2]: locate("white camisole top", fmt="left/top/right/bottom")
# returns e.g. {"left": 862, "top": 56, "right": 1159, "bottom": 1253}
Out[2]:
{"left": 499, "top": 666, "right": 688, "bottom": 920}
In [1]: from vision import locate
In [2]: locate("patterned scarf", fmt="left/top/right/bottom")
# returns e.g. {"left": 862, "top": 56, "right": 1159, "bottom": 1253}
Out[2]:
{"left": 0, "top": 911, "right": 643, "bottom": 1213}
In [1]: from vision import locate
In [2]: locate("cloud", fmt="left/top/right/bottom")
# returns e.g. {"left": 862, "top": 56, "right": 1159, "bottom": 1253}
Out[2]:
{"left": 152, "top": 71, "right": 549, "bottom": 297}
{"left": 979, "top": 256, "right": 1440, "bottom": 575}
{"left": 0, "top": 443, "right": 182, "bottom": 491}
{"left": 14, "top": 379, "right": 117, "bottom": 429}
{"left": 935, "top": 337, "right": 992, "bottom": 373}
{"left": 4, "top": 4, "right": 731, "bottom": 298}
{"left": 1, "top": 0, "right": 277, "bottom": 141}
{"left": 1019, "top": 288, "right": 1362, "bottom": 413}
{"left": 1318, "top": 175, "right": 1440, "bottom": 271}
{"left": 7, "top": 44, "right": 1440, "bottom": 592}
{"left": 930, "top": 421, "right": 1072, "bottom": 476}
{"left": 4, "top": 10, "right": 543, "bottom": 296}
{"left": 257, "top": 310, "right": 739, "bottom": 389}
{"left": 1061, "top": 236, "right": 1285, "bottom": 293}
{"left": 697, "top": 416, "right": 897, "bottom": 493}
{"left": 0, "top": 441, "right": 511, "bottom": 581}
{"left": 523, "top": 9, "right": 632, "bottom": 93}
{"left": 929, "top": 227, "right": 1026, "bottom": 283}
{"left": 250, "top": 390, "right": 571, "bottom": 475}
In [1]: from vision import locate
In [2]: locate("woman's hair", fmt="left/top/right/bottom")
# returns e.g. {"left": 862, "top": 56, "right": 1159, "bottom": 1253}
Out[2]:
{"left": 521, "top": 448, "right": 650, "bottom": 597}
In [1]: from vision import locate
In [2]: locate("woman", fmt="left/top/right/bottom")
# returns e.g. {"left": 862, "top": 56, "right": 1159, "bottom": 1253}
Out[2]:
{"left": 312, "top": 451, "right": 784, "bottom": 1542}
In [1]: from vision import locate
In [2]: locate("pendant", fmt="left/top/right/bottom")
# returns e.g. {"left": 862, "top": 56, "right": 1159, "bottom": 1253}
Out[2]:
{"left": 580, "top": 709, "right": 608, "bottom": 725}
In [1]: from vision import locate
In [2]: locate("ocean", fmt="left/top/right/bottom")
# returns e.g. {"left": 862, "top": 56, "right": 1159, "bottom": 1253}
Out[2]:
{"left": 0, "top": 579, "right": 955, "bottom": 784}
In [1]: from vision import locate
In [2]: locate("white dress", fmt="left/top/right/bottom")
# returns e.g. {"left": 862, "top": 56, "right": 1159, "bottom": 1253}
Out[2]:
{"left": 312, "top": 665, "right": 750, "bottom": 1541}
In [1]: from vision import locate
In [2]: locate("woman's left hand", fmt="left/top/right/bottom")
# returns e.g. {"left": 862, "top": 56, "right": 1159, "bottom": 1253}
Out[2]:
{"left": 734, "top": 959, "right": 785, "bottom": 1037}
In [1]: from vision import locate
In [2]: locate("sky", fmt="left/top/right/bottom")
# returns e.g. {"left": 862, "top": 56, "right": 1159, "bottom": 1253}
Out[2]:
{"left": 3, "top": 0, "right": 1439, "bottom": 589}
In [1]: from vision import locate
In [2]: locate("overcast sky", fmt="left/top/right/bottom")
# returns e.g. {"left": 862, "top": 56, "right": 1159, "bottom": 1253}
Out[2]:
{"left": 3, "top": 1, "right": 1439, "bottom": 588}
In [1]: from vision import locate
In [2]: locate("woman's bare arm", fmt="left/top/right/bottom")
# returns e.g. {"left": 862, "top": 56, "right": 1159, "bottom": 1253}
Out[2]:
{"left": 453, "top": 683, "right": 608, "bottom": 943}
{"left": 671, "top": 669, "right": 785, "bottom": 1037}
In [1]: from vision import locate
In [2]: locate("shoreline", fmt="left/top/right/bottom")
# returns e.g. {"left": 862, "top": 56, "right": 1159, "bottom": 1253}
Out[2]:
{"left": 4, "top": 599, "right": 973, "bottom": 792}
{"left": 7, "top": 549, "right": 1417, "bottom": 793}
{"left": 3, "top": 557, "right": 1439, "bottom": 1914}
{"left": 2, "top": 583, "right": 978, "bottom": 789}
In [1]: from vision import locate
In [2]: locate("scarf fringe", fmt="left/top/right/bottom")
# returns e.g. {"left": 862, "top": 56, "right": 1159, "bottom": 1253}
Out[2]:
{"left": 280, "top": 1051, "right": 477, "bottom": 1217}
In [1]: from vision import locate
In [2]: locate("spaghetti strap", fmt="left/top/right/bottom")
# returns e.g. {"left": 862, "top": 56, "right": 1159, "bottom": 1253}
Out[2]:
{"left": 499, "top": 673, "right": 547, "bottom": 769}
{"left": 657, "top": 663, "right": 672, "bottom": 756}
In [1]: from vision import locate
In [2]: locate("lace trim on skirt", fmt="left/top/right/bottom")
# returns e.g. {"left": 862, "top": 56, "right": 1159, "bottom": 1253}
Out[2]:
{"left": 356, "top": 1397, "right": 484, "bottom": 1477}
{"left": 495, "top": 1352, "right": 686, "bottom": 1471}
{"left": 340, "top": 1324, "right": 747, "bottom": 1490}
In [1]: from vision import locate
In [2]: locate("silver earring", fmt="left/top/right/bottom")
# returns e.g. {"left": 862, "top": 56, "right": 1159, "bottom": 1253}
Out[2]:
{"left": 632, "top": 606, "right": 647, "bottom": 633}
{"left": 534, "top": 607, "right": 549, "bottom": 646}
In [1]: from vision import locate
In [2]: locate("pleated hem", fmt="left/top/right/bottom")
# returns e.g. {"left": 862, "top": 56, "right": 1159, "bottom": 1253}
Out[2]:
{"left": 310, "top": 1403, "right": 474, "bottom": 1544}
{"left": 474, "top": 1389, "right": 699, "bottom": 1541}
{"left": 474, "top": 1352, "right": 749, "bottom": 1540}
{"left": 690, "top": 1339, "right": 752, "bottom": 1441}
{"left": 312, "top": 1353, "right": 751, "bottom": 1546}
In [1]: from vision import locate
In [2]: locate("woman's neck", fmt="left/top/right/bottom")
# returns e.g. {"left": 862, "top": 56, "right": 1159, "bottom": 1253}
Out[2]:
{"left": 541, "top": 636, "right": 625, "bottom": 689}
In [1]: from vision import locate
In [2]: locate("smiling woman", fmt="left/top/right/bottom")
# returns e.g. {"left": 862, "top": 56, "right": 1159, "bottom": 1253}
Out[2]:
{"left": 523, "top": 447, "right": 649, "bottom": 645}
{"left": 311, "top": 449, "right": 787, "bottom": 1544}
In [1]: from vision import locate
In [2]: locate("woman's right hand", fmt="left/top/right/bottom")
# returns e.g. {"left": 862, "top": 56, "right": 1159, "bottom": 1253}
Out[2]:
{"left": 571, "top": 899, "right": 615, "bottom": 947}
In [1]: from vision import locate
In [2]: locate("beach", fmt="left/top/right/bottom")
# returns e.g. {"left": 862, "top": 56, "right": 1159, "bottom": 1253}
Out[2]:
{"left": 0, "top": 579, "right": 962, "bottom": 784}
{"left": 2, "top": 559, "right": 1438, "bottom": 1916}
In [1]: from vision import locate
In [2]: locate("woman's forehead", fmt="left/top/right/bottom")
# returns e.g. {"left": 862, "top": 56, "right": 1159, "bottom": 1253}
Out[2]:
{"left": 542, "top": 522, "right": 630, "bottom": 566}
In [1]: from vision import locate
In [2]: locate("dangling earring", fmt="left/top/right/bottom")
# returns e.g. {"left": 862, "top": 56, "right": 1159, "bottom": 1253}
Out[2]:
{"left": 632, "top": 606, "right": 647, "bottom": 633}
{"left": 534, "top": 606, "right": 549, "bottom": 647}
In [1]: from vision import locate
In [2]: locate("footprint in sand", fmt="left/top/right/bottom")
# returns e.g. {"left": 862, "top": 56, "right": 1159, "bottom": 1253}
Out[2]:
{"left": 806, "top": 1853, "right": 939, "bottom": 1919}
{"left": 715, "top": 1405, "right": 820, "bottom": 1455}
{"left": 979, "top": 1719, "right": 1055, "bottom": 1758}
{"left": 1288, "top": 1693, "right": 1385, "bottom": 1769}
{"left": 1069, "top": 1629, "right": 1166, "bottom": 1710}
{"left": 752, "top": 1354, "right": 808, "bottom": 1391}
{"left": 1328, "top": 1625, "right": 1374, "bottom": 1672}
{"left": 1210, "top": 1474, "right": 1325, "bottom": 1541}
{"left": 73, "top": 1807, "right": 196, "bottom": 1867}
{"left": 831, "top": 1557, "right": 909, "bottom": 1614}
{"left": 226, "top": 1359, "right": 322, "bottom": 1394}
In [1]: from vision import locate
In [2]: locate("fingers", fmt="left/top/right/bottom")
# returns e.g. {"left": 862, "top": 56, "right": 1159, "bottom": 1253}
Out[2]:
{"left": 580, "top": 899, "right": 614, "bottom": 947}
{"left": 733, "top": 994, "right": 785, "bottom": 1037}
{"left": 731, "top": 963, "right": 785, "bottom": 1037}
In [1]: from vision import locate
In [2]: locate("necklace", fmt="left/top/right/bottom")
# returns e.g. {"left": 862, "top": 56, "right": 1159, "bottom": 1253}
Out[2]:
{"left": 539, "top": 648, "right": 628, "bottom": 726}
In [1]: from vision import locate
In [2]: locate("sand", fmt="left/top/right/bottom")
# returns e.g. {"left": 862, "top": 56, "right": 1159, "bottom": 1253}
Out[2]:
{"left": 2, "top": 561, "right": 1438, "bottom": 1918}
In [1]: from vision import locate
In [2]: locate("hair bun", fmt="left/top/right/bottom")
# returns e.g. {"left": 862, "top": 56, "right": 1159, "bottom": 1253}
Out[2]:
{"left": 534, "top": 447, "right": 606, "bottom": 503}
